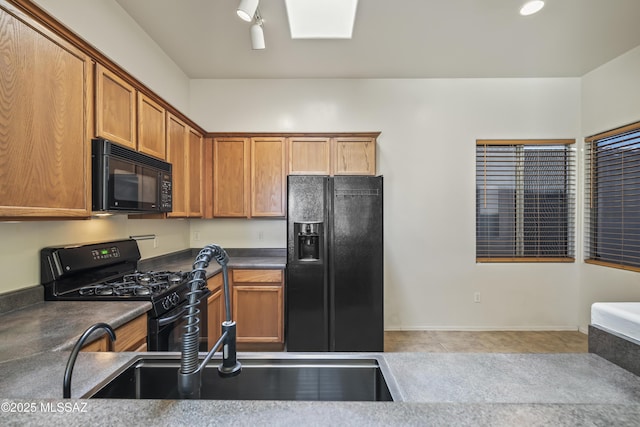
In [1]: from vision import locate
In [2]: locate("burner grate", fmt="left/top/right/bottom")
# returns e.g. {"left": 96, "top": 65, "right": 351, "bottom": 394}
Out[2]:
{"left": 78, "top": 271, "right": 190, "bottom": 298}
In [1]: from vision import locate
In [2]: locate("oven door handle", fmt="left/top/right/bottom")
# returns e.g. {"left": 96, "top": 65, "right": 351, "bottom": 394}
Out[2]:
{"left": 157, "top": 306, "right": 189, "bottom": 326}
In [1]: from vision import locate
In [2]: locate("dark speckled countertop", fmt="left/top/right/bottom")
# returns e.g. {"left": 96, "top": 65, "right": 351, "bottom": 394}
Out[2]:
{"left": 1, "top": 351, "right": 640, "bottom": 426}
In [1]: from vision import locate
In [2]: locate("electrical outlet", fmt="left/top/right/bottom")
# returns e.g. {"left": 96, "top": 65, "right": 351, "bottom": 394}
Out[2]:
{"left": 258, "top": 231, "right": 264, "bottom": 241}
{"left": 194, "top": 231, "right": 200, "bottom": 241}
{"left": 153, "top": 237, "right": 158, "bottom": 248}
{"left": 474, "top": 292, "right": 481, "bottom": 303}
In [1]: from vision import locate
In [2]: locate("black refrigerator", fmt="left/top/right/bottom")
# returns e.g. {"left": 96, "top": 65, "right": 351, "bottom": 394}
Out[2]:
{"left": 286, "top": 175, "right": 383, "bottom": 352}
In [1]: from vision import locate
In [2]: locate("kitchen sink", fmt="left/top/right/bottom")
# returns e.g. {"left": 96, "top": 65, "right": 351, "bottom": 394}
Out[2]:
{"left": 85, "top": 354, "right": 399, "bottom": 401}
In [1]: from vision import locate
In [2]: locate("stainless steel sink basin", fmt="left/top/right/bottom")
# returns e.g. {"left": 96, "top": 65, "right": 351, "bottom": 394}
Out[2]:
{"left": 85, "top": 354, "right": 399, "bottom": 401}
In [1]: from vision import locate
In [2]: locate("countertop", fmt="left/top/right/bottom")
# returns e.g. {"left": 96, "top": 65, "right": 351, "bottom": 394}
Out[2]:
{"left": 1, "top": 351, "right": 640, "bottom": 426}
{"left": 2, "top": 250, "right": 640, "bottom": 425}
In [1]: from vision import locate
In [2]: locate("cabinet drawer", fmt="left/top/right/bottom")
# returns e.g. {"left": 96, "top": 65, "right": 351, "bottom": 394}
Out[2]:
{"left": 81, "top": 335, "right": 109, "bottom": 352}
{"left": 232, "top": 269, "right": 283, "bottom": 284}
{"left": 112, "top": 314, "right": 147, "bottom": 352}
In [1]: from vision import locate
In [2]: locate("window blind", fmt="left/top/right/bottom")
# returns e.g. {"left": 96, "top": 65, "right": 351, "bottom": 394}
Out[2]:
{"left": 585, "top": 124, "right": 640, "bottom": 271}
{"left": 476, "top": 140, "right": 575, "bottom": 262}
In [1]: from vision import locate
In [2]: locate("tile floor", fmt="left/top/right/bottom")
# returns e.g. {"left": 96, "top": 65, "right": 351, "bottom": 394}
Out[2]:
{"left": 384, "top": 330, "right": 588, "bottom": 353}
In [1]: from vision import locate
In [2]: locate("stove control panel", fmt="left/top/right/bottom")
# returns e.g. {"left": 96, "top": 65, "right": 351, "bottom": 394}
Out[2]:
{"left": 162, "top": 292, "right": 180, "bottom": 310}
{"left": 91, "top": 246, "right": 120, "bottom": 261}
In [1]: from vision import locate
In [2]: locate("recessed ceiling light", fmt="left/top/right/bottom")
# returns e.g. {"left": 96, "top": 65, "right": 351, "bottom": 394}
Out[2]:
{"left": 285, "top": 0, "right": 358, "bottom": 39}
{"left": 520, "top": 0, "right": 545, "bottom": 16}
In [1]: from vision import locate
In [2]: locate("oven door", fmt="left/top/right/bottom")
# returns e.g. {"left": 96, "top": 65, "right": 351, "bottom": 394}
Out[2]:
{"left": 147, "top": 291, "right": 209, "bottom": 352}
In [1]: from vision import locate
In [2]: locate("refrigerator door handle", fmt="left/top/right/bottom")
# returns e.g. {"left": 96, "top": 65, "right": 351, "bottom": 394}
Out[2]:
{"left": 325, "top": 176, "right": 333, "bottom": 351}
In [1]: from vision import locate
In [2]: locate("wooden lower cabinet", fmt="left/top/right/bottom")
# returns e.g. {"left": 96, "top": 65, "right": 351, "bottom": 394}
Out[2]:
{"left": 231, "top": 269, "right": 284, "bottom": 350}
{"left": 80, "top": 335, "right": 110, "bottom": 352}
{"left": 81, "top": 313, "right": 147, "bottom": 352}
{"left": 207, "top": 273, "right": 225, "bottom": 351}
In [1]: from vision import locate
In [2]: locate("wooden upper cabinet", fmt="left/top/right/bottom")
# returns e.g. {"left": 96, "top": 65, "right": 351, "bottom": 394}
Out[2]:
{"left": 288, "top": 137, "right": 331, "bottom": 175}
{"left": 187, "top": 127, "right": 203, "bottom": 217}
{"left": 137, "top": 93, "right": 166, "bottom": 159}
{"left": 251, "top": 137, "right": 286, "bottom": 217}
{"left": 166, "top": 114, "right": 188, "bottom": 217}
{"left": 213, "top": 137, "right": 250, "bottom": 218}
{"left": 287, "top": 134, "right": 378, "bottom": 176}
{"left": 167, "top": 114, "right": 202, "bottom": 218}
{"left": 211, "top": 137, "right": 285, "bottom": 218}
{"left": 95, "top": 63, "right": 136, "bottom": 148}
{"left": 0, "top": 5, "right": 91, "bottom": 218}
{"left": 333, "top": 136, "right": 376, "bottom": 175}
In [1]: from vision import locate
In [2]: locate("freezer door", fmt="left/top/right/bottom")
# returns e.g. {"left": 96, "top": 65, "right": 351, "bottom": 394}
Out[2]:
{"left": 330, "top": 176, "right": 384, "bottom": 351}
{"left": 286, "top": 175, "right": 329, "bottom": 351}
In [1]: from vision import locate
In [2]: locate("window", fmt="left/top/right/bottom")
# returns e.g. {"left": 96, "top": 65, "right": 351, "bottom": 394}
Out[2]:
{"left": 476, "top": 140, "right": 575, "bottom": 262}
{"left": 585, "top": 123, "right": 640, "bottom": 271}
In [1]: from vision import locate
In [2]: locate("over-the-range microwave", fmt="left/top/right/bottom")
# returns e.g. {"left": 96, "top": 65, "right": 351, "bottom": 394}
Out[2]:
{"left": 91, "top": 138, "right": 172, "bottom": 214}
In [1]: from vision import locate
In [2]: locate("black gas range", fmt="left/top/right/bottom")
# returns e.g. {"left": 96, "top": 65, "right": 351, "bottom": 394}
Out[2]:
{"left": 40, "top": 239, "right": 209, "bottom": 351}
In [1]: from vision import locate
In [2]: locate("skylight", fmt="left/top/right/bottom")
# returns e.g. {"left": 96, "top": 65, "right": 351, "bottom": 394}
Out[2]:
{"left": 285, "top": 0, "right": 358, "bottom": 39}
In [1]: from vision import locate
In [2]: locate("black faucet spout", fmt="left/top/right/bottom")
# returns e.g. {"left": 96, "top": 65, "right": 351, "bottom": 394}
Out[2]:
{"left": 63, "top": 323, "right": 115, "bottom": 398}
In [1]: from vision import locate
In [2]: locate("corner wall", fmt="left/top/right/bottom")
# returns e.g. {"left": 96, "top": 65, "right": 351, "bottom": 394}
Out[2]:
{"left": 578, "top": 45, "right": 640, "bottom": 328}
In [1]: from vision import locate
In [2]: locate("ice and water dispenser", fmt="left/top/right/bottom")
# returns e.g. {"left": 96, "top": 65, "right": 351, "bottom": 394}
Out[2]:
{"left": 295, "top": 222, "right": 322, "bottom": 261}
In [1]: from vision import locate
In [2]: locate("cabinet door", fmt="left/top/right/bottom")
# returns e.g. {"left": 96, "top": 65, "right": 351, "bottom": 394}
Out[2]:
{"left": 187, "top": 128, "right": 203, "bottom": 217}
{"left": 0, "top": 6, "right": 91, "bottom": 218}
{"left": 231, "top": 270, "right": 284, "bottom": 344}
{"left": 213, "top": 137, "right": 250, "bottom": 217}
{"left": 251, "top": 137, "right": 286, "bottom": 217}
{"left": 95, "top": 64, "right": 136, "bottom": 149}
{"left": 137, "top": 93, "right": 166, "bottom": 159}
{"left": 166, "top": 114, "right": 188, "bottom": 217}
{"left": 288, "top": 137, "right": 331, "bottom": 175}
{"left": 207, "top": 274, "right": 225, "bottom": 351}
{"left": 111, "top": 314, "right": 147, "bottom": 352}
{"left": 333, "top": 137, "right": 376, "bottom": 175}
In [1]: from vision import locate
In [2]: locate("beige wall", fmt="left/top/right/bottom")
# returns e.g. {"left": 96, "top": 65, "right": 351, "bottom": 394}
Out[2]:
{"left": 189, "top": 77, "right": 583, "bottom": 330}
{"left": 0, "top": 217, "right": 190, "bottom": 294}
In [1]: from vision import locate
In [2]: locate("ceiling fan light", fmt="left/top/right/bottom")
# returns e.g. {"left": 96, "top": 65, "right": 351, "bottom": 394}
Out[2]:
{"left": 251, "top": 23, "right": 265, "bottom": 50}
{"left": 237, "top": 0, "right": 259, "bottom": 22}
{"left": 520, "top": 0, "right": 545, "bottom": 16}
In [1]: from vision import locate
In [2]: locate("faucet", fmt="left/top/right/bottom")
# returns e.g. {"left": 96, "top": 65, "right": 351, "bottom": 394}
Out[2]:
{"left": 178, "top": 244, "right": 241, "bottom": 398}
{"left": 63, "top": 323, "right": 116, "bottom": 398}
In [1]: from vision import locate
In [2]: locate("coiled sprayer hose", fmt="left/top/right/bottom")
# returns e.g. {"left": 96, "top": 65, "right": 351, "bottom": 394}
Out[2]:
{"left": 178, "top": 244, "right": 239, "bottom": 398}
